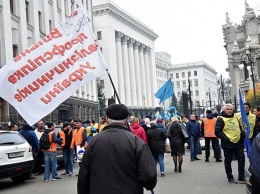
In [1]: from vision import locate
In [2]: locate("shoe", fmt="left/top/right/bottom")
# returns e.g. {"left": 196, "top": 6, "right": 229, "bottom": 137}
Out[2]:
{"left": 238, "top": 179, "right": 246, "bottom": 184}
{"left": 160, "top": 173, "right": 165, "bottom": 177}
{"left": 191, "top": 159, "right": 194, "bottom": 161}
{"left": 216, "top": 159, "right": 222, "bottom": 162}
{"left": 52, "top": 177, "right": 61, "bottom": 181}
{"left": 44, "top": 179, "right": 49, "bottom": 182}
{"left": 69, "top": 172, "right": 73, "bottom": 176}
{"left": 174, "top": 166, "right": 177, "bottom": 172}
{"left": 194, "top": 158, "right": 201, "bottom": 160}
{"left": 26, "top": 175, "right": 36, "bottom": 180}
{"left": 178, "top": 167, "right": 182, "bottom": 173}
{"left": 34, "top": 173, "right": 42, "bottom": 176}
{"left": 205, "top": 158, "right": 209, "bottom": 162}
{"left": 61, "top": 172, "right": 67, "bottom": 176}
{"left": 228, "top": 178, "right": 237, "bottom": 184}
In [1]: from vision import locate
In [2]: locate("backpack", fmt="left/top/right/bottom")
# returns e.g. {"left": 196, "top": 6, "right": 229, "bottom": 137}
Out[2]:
{"left": 39, "top": 133, "right": 51, "bottom": 150}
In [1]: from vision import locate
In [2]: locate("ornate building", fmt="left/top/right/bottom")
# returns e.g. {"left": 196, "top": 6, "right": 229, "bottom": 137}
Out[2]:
{"left": 223, "top": 1, "right": 260, "bottom": 99}
{"left": 92, "top": 0, "right": 158, "bottom": 118}
{"left": 0, "top": 0, "right": 99, "bottom": 125}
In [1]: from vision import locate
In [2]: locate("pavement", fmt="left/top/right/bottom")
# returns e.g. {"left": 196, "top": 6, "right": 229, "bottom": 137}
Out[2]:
{"left": 144, "top": 151, "right": 248, "bottom": 194}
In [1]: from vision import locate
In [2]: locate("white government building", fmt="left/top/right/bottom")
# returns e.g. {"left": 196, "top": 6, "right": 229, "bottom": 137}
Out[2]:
{"left": 93, "top": 0, "right": 159, "bottom": 118}
{"left": 0, "top": 0, "right": 219, "bottom": 124}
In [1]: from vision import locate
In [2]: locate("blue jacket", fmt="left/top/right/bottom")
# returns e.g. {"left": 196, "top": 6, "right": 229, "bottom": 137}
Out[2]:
{"left": 19, "top": 124, "right": 39, "bottom": 153}
{"left": 186, "top": 120, "right": 200, "bottom": 138}
{"left": 156, "top": 123, "right": 167, "bottom": 134}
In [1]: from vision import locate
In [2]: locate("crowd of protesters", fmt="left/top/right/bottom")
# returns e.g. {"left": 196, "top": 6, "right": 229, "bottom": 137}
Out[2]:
{"left": 1, "top": 102, "right": 260, "bottom": 193}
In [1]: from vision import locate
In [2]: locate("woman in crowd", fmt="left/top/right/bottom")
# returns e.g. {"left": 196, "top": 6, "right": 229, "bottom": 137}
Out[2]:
{"left": 167, "top": 117, "right": 185, "bottom": 173}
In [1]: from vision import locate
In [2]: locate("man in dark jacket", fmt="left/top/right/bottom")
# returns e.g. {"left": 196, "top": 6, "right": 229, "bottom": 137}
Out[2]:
{"left": 215, "top": 104, "right": 245, "bottom": 184}
{"left": 77, "top": 104, "right": 157, "bottom": 194}
{"left": 249, "top": 133, "right": 260, "bottom": 193}
{"left": 19, "top": 123, "right": 39, "bottom": 179}
{"left": 186, "top": 114, "right": 201, "bottom": 161}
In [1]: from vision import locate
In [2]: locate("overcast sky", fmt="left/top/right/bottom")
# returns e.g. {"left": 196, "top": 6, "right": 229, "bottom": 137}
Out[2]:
{"left": 111, "top": 0, "right": 260, "bottom": 78}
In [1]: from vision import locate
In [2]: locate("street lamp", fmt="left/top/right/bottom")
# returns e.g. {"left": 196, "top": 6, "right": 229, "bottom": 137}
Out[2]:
{"left": 238, "top": 36, "right": 257, "bottom": 106}
{"left": 188, "top": 76, "right": 192, "bottom": 114}
{"left": 217, "top": 75, "right": 232, "bottom": 104}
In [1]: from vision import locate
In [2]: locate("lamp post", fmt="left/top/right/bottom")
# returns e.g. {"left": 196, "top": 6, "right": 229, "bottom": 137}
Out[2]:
{"left": 238, "top": 36, "right": 257, "bottom": 106}
{"left": 217, "top": 75, "right": 232, "bottom": 104}
{"left": 188, "top": 76, "right": 192, "bottom": 114}
{"left": 208, "top": 88, "right": 212, "bottom": 109}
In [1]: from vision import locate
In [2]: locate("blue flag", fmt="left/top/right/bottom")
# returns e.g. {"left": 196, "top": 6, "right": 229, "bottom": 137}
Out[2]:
{"left": 154, "top": 79, "right": 174, "bottom": 104}
{"left": 239, "top": 89, "right": 251, "bottom": 158}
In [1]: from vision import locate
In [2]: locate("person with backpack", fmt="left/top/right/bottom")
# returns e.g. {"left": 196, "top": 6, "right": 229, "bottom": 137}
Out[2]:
{"left": 42, "top": 122, "right": 63, "bottom": 182}
{"left": 57, "top": 121, "right": 74, "bottom": 176}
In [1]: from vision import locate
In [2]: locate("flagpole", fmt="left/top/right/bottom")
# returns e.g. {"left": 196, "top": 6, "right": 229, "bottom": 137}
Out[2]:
{"left": 106, "top": 69, "right": 121, "bottom": 104}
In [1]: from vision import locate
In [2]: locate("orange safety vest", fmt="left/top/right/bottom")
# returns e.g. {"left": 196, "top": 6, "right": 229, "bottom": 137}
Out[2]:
{"left": 47, "top": 131, "right": 57, "bottom": 152}
{"left": 203, "top": 118, "right": 217, "bottom": 138}
{"left": 70, "top": 127, "right": 84, "bottom": 149}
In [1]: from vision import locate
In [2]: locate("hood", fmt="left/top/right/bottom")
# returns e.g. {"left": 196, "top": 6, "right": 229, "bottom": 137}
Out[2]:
{"left": 220, "top": 111, "right": 234, "bottom": 118}
{"left": 206, "top": 113, "right": 214, "bottom": 119}
{"left": 22, "top": 124, "right": 33, "bottom": 131}
{"left": 131, "top": 122, "right": 141, "bottom": 129}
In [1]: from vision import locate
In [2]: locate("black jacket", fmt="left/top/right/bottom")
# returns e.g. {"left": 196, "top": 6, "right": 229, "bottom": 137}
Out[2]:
{"left": 146, "top": 125, "right": 166, "bottom": 155}
{"left": 77, "top": 123, "right": 157, "bottom": 194}
{"left": 249, "top": 133, "right": 260, "bottom": 188}
{"left": 215, "top": 111, "right": 244, "bottom": 149}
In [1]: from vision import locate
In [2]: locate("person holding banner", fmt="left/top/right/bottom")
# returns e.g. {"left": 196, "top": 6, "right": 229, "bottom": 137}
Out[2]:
{"left": 215, "top": 104, "right": 245, "bottom": 184}
{"left": 77, "top": 104, "right": 157, "bottom": 194}
{"left": 70, "top": 119, "right": 85, "bottom": 176}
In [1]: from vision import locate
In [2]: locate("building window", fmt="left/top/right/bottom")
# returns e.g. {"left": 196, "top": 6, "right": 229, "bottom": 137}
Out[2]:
{"left": 38, "top": 11, "right": 42, "bottom": 32}
{"left": 13, "top": 45, "right": 18, "bottom": 58}
{"left": 182, "top": 81, "right": 186, "bottom": 88}
{"left": 195, "top": 79, "right": 198, "bottom": 86}
{"left": 177, "top": 81, "right": 180, "bottom": 88}
{"left": 182, "top": 72, "right": 185, "bottom": 78}
{"left": 25, "top": 1, "right": 30, "bottom": 23}
{"left": 189, "top": 79, "right": 192, "bottom": 87}
{"left": 176, "top": 73, "right": 179, "bottom": 78}
{"left": 97, "top": 31, "right": 102, "bottom": 40}
{"left": 49, "top": 20, "right": 53, "bottom": 31}
{"left": 10, "top": 0, "right": 15, "bottom": 13}
{"left": 188, "top": 71, "right": 191, "bottom": 77}
{"left": 196, "top": 90, "right": 199, "bottom": 96}
{"left": 170, "top": 73, "right": 173, "bottom": 79}
{"left": 194, "top": 71, "right": 197, "bottom": 76}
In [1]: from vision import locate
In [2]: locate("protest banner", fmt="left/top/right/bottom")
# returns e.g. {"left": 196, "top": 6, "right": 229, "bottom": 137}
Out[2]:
{"left": 0, "top": 5, "right": 107, "bottom": 125}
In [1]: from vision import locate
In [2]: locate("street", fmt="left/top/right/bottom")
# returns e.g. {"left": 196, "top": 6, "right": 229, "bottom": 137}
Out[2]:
{"left": 0, "top": 150, "right": 248, "bottom": 194}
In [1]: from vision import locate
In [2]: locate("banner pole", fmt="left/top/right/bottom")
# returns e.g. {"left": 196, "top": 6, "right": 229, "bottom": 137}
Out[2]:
{"left": 106, "top": 69, "right": 121, "bottom": 104}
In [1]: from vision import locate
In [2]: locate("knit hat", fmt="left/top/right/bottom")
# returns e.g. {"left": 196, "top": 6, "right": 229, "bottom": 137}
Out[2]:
{"left": 106, "top": 104, "right": 129, "bottom": 120}
{"left": 62, "top": 121, "right": 70, "bottom": 129}
{"left": 156, "top": 119, "right": 163, "bottom": 123}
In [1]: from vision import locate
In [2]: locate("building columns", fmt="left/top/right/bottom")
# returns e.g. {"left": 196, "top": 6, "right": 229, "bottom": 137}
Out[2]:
{"left": 144, "top": 47, "right": 152, "bottom": 106}
{"left": 115, "top": 31, "right": 125, "bottom": 104}
{"left": 139, "top": 44, "right": 147, "bottom": 106}
{"left": 133, "top": 41, "right": 142, "bottom": 106}
{"left": 128, "top": 38, "right": 137, "bottom": 106}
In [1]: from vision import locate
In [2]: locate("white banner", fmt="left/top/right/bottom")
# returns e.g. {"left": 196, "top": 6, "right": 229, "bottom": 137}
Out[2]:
{"left": 0, "top": 5, "right": 107, "bottom": 125}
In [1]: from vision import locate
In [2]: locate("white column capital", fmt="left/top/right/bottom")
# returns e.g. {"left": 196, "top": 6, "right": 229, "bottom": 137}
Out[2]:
{"left": 115, "top": 31, "right": 124, "bottom": 42}
{"left": 138, "top": 44, "right": 146, "bottom": 52}
{"left": 144, "top": 46, "right": 151, "bottom": 54}
{"left": 122, "top": 35, "right": 130, "bottom": 45}
{"left": 128, "top": 38, "right": 135, "bottom": 47}
{"left": 134, "top": 41, "right": 140, "bottom": 50}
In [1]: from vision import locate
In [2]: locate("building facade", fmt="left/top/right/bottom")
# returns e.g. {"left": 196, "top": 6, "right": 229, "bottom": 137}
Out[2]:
{"left": 0, "top": 0, "right": 99, "bottom": 125}
{"left": 92, "top": 0, "right": 158, "bottom": 118}
{"left": 223, "top": 1, "right": 260, "bottom": 99}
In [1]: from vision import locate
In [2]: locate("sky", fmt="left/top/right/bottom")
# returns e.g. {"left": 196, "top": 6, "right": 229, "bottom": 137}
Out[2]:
{"left": 111, "top": 0, "right": 260, "bottom": 78}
